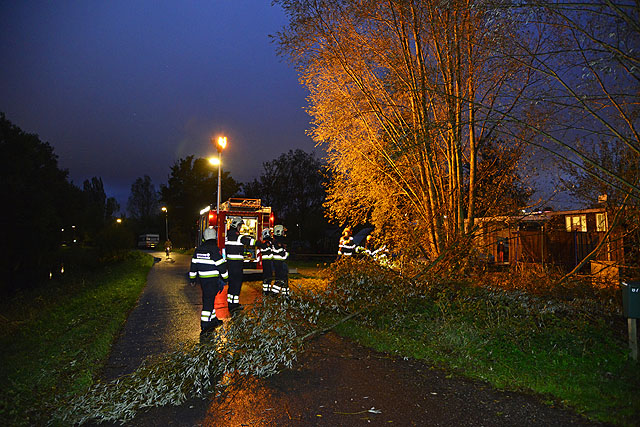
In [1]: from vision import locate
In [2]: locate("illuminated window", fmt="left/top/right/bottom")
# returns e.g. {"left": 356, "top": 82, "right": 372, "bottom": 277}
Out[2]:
{"left": 242, "top": 218, "right": 258, "bottom": 237}
{"left": 565, "top": 215, "right": 587, "bottom": 232}
{"left": 596, "top": 213, "right": 608, "bottom": 232}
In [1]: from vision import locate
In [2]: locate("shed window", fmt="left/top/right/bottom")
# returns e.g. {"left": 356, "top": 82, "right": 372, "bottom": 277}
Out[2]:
{"left": 596, "top": 212, "right": 608, "bottom": 232}
{"left": 565, "top": 215, "right": 587, "bottom": 232}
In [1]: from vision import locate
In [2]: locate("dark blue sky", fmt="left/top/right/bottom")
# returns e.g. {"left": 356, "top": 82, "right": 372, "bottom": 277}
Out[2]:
{"left": 0, "top": 1, "right": 313, "bottom": 208}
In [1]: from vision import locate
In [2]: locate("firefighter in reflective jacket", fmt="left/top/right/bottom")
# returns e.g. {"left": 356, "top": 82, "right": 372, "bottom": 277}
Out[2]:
{"left": 224, "top": 218, "right": 256, "bottom": 314}
{"left": 257, "top": 227, "right": 274, "bottom": 296}
{"left": 338, "top": 227, "right": 355, "bottom": 256}
{"left": 189, "top": 228, "right": 228, "bottom": 334}
{"left": 271, "top": 225, "right": 289, "bottom": 297}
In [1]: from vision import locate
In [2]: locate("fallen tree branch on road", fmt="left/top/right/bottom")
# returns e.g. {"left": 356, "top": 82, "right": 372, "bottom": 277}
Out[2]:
{"left": 52, "top": 259, "right": 400, "bottom": 425}
{"left": 298, "top": 308, "right": 365, "bottom": 343}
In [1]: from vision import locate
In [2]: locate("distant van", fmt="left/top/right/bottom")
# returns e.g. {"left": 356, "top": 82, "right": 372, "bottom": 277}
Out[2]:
{"left": 138, "top": 234, "right": 160, "bottom": 249}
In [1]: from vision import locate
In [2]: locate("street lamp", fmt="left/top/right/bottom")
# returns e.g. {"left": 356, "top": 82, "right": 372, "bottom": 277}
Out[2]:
{"left": 161, "top": 206, "right": 168, "bottom": 241}
{"left": 212, "top": 136, "right": 227, "bottom": 214}
{"left": 208, "top": 156, "right": 221, "bottom": 232}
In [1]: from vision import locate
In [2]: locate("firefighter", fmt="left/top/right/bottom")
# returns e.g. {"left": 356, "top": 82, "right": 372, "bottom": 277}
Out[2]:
{"left": 224, "top": 217, "right": 256, "bottom": 314}
{"left": 338, "top": 227, "right": 355, "bottom": 256}
{"left": 271, "top": 225, "right": 289, "bottom": 297}
{"left": 355, "top": 234, "right": 374, "bottom": 257}
{"left": 189, "top": 228, "right": 228, "bottom": 335}
{"left": 257, "top": 227, "right": 274, "bottom": 296}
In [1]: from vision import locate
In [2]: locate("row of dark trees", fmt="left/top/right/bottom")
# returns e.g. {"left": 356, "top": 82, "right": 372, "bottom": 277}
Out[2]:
{"left": 127, "top": 149, "right": 330, "bottom": 252}
{"left": 0, "top": 113, "right": 124, "bottom": 294}
{"left": 125, "top": 156, "right": 242, "bottom": 249}
{"left": 0, "top": 111, "right": 332, "bottom": 294}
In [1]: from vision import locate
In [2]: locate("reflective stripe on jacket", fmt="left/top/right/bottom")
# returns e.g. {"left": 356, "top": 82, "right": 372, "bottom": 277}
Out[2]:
{"left": 224, "top": 228, "right": 256, "bottom": 262}
{"left": 339, "top": 236, "right": 355, "bottom": 256}
{"left": 190, "top": 240, "right": 228, "bottom": 281}
{"left": 257, "top": 238, "right": 274, "bottom": 261}
{"left": 272, "top": 238, "right": 288, "bottom": 261}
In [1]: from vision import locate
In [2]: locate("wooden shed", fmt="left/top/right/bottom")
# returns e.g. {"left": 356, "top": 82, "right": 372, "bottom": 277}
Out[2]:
{"left": 469, "top": 207, "right": 624, "bottom": 283}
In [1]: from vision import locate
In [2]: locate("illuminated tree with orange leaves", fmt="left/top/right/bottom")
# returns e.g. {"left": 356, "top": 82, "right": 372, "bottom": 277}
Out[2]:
{"left": 275, "top": 0, "right": 536, "bottom": 260}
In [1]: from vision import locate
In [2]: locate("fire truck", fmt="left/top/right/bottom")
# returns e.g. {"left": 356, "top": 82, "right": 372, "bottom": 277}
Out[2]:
{"left": 197, "top": 198, "right": 274, "bottom": 271}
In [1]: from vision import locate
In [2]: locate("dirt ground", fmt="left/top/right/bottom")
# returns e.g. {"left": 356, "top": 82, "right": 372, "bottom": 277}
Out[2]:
{"left": 99, "top": 252, "right": 611, "bottom": 426}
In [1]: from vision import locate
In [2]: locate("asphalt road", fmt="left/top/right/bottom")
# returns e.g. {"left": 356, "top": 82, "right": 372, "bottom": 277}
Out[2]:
{"left": 99, "top": 251, "right": 610, "bottom": 426}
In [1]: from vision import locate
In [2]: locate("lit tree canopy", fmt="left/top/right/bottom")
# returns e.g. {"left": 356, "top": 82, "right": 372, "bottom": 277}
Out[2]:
{"left": 275, "top": 0, "right": 537, "bottom": 258}
{"left": 276, "top": 0, "right": 639, "bottom": 262}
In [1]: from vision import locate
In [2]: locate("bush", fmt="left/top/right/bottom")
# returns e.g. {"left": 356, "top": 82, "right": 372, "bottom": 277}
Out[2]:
{"left": 96, "top": 223, "right": 136, "bottom": 261}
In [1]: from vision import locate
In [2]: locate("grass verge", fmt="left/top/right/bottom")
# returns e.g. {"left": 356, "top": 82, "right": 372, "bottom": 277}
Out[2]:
{"left": 321, "top": 263, "right": 640, "bottom": 427}
{"left": 0, "top": 250, "right": 154, "bottom": 426}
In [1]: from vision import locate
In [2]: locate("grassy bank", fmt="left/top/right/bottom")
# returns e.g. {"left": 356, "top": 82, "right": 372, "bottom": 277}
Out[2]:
{"left": 0, "top": 250, "right": 154, "bottom": 426}
{"left": 316, "top": 260, "right": 640, "bottom": 426}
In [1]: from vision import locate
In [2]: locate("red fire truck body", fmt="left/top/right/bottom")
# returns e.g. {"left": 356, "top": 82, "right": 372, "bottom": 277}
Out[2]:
{"left": 197, "top": 198, "right": 274, "bottom": 271}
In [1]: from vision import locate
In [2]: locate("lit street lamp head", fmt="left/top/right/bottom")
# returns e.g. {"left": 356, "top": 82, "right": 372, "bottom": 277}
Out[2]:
{"left": 216, "top": 136, "right": 227, "bottom": 152}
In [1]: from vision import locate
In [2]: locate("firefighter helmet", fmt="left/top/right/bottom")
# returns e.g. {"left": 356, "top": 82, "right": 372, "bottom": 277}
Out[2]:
{"left": 274, "top": 225, "right": 286, "bottom": 237}
{"left": 262, "top": 228, "right": 272, "bottom": 239}
{"left": 203, "top": 228, "right": 216, "bottom": 241}
{"left": 230, "top": 217, "right": 244, "bottom": 230}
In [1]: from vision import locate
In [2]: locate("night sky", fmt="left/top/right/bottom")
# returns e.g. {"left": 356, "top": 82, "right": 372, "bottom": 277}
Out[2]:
{"left": 0, "top": 1, "right": 313, "bottom": 208}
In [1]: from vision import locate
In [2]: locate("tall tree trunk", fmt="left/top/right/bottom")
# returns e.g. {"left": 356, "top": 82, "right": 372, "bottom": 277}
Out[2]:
{"left": 466, "top": 5, "right": 477, "bottom": 234}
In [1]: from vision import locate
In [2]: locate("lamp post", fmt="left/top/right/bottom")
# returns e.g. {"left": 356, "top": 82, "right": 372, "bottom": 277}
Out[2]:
{"left": 208, "top": 156, "right": 221, "bottom": 241}
{"left": 212, "top": 136, "right": 227, "bottom": 214}
{"left": 208, "top": 156, "right": 222, "bottom": 214}
{"left": 161, "top": 206, "right": 168, "bottom": 241}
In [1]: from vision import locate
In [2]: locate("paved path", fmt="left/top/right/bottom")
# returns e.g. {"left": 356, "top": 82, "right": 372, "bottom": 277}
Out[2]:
{"left": 99, "top": 251, "right": 609, "bottom": 426}
{"left": 102, "top": 251, "right": 201, "bottom": 380}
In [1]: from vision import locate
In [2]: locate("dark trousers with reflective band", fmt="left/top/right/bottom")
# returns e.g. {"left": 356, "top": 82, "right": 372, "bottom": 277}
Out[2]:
{"left": 227, "top": 261, "right": 243, "bottom": 308}
{"left": 262, "top": 259, "right": 273, "bottom": 292}
{"left": 200, "top": 278, "right": 218, "bottom": 331}
{"left": 272, "top": 261, "right": 289, "bottom": 296}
